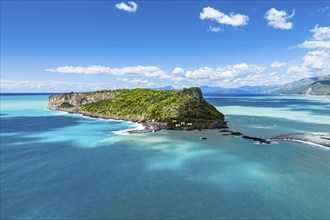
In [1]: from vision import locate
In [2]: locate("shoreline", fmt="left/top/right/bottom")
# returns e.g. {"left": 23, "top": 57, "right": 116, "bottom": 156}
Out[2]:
{"left": 272, "top": 133, "right": 330, "bottom": 148}
{"left": 50, "top": 109, "right": 329, "bottom": 148}
{"left": 53, "top": 108, "right": 149, "bottom": 133}
{"left": 50, "top": 107, "right": 227, "bottom": 132}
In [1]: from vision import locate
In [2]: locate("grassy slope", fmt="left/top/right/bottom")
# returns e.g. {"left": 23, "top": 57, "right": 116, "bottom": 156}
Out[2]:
{"left": 78, "top": 87, "right": 225, "bottom": 127}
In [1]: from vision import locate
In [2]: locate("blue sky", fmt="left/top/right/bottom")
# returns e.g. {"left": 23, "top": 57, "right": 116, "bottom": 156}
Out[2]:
{"left": 1, "top": 0, "right": 329, "bottom": 92}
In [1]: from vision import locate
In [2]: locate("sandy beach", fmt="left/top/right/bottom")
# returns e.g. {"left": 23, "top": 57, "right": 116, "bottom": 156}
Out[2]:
{"left": 273, "top": 133, "right": 330, "bottom": 148}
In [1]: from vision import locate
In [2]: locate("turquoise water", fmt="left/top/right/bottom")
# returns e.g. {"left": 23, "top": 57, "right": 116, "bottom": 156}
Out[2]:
{"left": 1, "top": 94, "right": 329, "bottom": 219}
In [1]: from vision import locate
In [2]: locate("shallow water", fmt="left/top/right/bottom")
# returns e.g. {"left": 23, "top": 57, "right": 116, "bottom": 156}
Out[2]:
{"left": 1, "top": 94, "right": 329, "bottom": 219}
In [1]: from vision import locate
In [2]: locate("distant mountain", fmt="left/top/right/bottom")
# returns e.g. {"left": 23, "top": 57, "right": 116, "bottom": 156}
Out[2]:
{"left": 237, "top": 85, "right": 278, "bottom": 93}
{"left": 152, "top": 86, "right": 175, "bottom": 90}
{"left": 200, "top": 86, "right": 246, "bottom": 94}
{"left": 265, "top": 75, "right": 329, "bottom": 96}
{"left": 153, "top": 75, "right": 329, "bottom": 96}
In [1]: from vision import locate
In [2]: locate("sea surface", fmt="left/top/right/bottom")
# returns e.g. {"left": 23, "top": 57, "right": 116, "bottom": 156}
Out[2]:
{"left": 1, "top": 94, "right": 329, "bottom": 219}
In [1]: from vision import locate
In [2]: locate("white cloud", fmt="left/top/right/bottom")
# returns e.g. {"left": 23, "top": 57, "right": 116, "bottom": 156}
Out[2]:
{"left": 217, "top": 63, "right": 265, "bottom": 78}
{"left": 200, "top": 7, "right": 249, "bottom": 27}
{"left": 286, "top": 50, "right": 329, "bottom": 80}
{"left": 116, "top": 77, "right": 129, "bottom": 82}
{"left": 129, "top": 79, "right": 155, "bottom": 87}
{"left": 185, "top": 67, "right": 214, "bottom": 79}
{"left": 0, "top": 79, "right": 118, "bottom": 92}
{"left": 117, "top": 77, "right": 155, "bottom": 86}
{"left": 284, "top": 25, "right": 330, "bottom": 81}
{"left": 298, "top": 41, "right": 329, "bottom": 49}
{"left": 310, "top": 25, "right": 330, "bottom": 41}
{"left": 115, "top": 1, "right": 137, "bottom": 12}
{"left": 172, "top": 67, "right": 185, "bottom": 75}
{"left": 46, "top": 65, "right": 170, "bottom": 79}
{"left": 303, "top": 50, "right": 329, "bottom": 70}
{"left": 270, "top": 61, "right": 286, "bottom": 68}
{"left": 184, "top": 63, "right": 265, "bottom": 80}
{"left": 298, "top": 25, "right": 330, "bottom": 49}
{"left": 265, "top": 8, "right": 295, "bottom": 30}
{"left": 209, "top": 26, "right": 222, "bottom": 32}
{"left": 231, "top": 72, "right": 282, "bottom": 87}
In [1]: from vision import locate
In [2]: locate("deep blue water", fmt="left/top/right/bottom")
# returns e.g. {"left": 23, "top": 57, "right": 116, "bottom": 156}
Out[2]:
{"left": 1, "top": 94, "right": 329, "bottom": 219}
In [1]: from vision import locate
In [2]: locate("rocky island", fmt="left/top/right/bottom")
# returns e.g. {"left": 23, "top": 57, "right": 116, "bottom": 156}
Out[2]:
{"left": 49, "top": 87, "right": 227, "bottom": 131}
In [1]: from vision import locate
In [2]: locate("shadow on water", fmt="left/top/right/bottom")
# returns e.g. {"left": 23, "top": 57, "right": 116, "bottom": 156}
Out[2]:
{"left": 225, "top": 114, "right": 330, "bottom": 134}
{"left": 1, "top": 110, "right": 329, "bottom": 219}
{"left": 2, "top": 132, "right": 327, "bottom": 219}
{"left": 0, "top": 116, "right": 81, "bottom": 133}
{"left": 291, "top": 107, "right": 330, "bottom": 115}
{"left": 1, "top": 129, "right": 329, "bottom": 219}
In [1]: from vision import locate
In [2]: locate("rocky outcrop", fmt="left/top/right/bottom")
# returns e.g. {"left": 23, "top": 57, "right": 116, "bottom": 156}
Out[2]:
{"left": 48, "top": 88, "right": 228, "bottom": 132}
{"left": 219, "top": 129, "right": 271, "bottom": 144}
{"left": 48, "top": 92, "right": 119, "bottom": 109}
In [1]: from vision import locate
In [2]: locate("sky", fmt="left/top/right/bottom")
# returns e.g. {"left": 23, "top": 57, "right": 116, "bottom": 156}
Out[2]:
{"left": 1, "top": 0, "right": 329, "bottom": 92}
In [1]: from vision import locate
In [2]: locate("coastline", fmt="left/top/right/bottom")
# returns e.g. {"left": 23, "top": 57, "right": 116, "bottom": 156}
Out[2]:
{"left": 51, "top": 107, "right": 227, "bottom": 133}
{"left": 53, "top": 108, "right": 150, "bottom": 133}
{"left": 50, "top": 109, "right": 329, "bottom": 148}
{"left": 273, "top": 133, "right": 330, "bottom": 148}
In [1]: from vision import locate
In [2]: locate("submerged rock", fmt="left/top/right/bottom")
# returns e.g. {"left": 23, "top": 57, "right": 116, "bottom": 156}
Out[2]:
{"left": 242, "top": 135, "right": 271, "bottom": 144}
{"left": 219, "top": 129, "right": 233, "bottom": 133}
{"left": 231, "top": 131, "right": 243, "bottom": 136}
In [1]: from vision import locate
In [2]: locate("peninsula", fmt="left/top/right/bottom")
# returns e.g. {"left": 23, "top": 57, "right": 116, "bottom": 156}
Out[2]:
{"left": 49, "top": 87, "right": 227, "bottom": 131}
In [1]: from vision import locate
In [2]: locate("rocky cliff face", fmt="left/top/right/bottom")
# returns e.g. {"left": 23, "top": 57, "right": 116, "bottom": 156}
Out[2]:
{"left": 48, "top": 92, "right": 118, "bottom": 109}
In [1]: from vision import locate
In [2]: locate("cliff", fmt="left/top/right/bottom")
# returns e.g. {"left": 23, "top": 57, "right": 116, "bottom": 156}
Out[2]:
{"left": 48, "top": 87, "right": 227, "bottom": 131}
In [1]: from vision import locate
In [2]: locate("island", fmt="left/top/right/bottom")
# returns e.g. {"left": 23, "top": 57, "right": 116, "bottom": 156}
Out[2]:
{"left": 49, "top": 87, "right": 228, "bottom": 131}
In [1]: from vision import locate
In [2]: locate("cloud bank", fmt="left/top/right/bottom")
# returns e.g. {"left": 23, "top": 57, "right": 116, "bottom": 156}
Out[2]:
{"left": 46, "top": 65, "right": 169, "bottom": 78}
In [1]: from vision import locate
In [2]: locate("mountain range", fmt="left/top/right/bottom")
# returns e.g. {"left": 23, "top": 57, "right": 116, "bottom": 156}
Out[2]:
{"left": 264, "top": 75, "right": 329, "bottom": 95}
{"left": 154, "top": 75, "right": 329, "bottom": 96}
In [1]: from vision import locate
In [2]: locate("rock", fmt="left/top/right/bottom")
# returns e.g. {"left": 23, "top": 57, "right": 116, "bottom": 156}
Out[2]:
{"left": 217, "top": 124, "right": 229, "bottom": 129}
{"left": 231, "top": 131, "right": 243, "bottom": 136}
{"left": 219, "top": 129, "right": 233, "bottom": 133}
{"left": 242, "top": 135, "right": 271, "bottom": 144}
{"left": 48, "top": 92, "right": 119, "bottom": 109}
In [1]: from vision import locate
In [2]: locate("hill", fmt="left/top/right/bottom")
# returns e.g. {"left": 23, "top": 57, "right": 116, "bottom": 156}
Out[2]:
{"left": 49, "top": 87, "right": 227, "bottom": 131}
{"left": 265, "top": 75, "right": 330, "bottom": 96}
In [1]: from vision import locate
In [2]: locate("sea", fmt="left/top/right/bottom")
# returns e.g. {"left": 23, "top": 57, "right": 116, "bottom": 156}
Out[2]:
{"left": 1, "top": 94, "right": 329, "bottom": 219}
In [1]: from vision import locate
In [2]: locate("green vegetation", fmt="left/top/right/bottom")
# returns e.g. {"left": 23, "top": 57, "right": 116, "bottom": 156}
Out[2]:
{"left": 58, "top": 103, "right": 74, "bottom": 108}
{"left": 79, "top": 87, "right": 225, "bottom": 128}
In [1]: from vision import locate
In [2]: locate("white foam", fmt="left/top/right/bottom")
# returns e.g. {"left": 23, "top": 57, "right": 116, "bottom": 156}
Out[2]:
{"left": 53, "top": 111, "right": 68, "bottom": 115}
{"left": 112, "top": 123, "right": 146, "bottom": 135}
{"left": 251, "top": 125, "right": 277, "bottom": 129}
{"left": 52, "top": 110, "right": 145, "bottom": 133}
{"left": 282, "top": 139, "right": 329, "bottom": 150}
